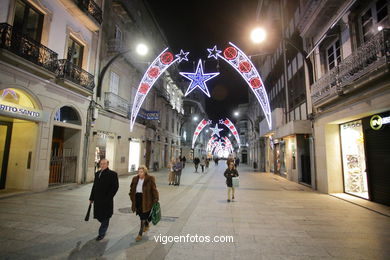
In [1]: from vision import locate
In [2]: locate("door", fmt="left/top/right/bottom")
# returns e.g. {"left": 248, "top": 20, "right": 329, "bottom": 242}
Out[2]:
{"left": 49, "top": 138, "right": 63, "bottom": 184}
{"left": 363, "top": 114, "right": 390, "bottom": 206}
{"left": 145, "top": 140, "right": 151, "bottom": 169}
{"left": 0, "top": 121, "right": 13, "bottom": 189}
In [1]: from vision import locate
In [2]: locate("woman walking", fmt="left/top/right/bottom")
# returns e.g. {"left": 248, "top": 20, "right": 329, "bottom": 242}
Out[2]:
{"left": 168, "top": 158, "right": 175, "bottom": 185}
{"left": 200, "top": 157, "right": 206, "bottom": 173}
{"left": 129, "top": 165, "right": 159, "bottom": 242}
{"left": 224, "top": 162, "right": 239, "bottom": 202}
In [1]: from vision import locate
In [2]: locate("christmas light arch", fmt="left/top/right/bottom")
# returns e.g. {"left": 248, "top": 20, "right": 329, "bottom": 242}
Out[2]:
{"left": 191, "top": 119, "right": 210, "bottom": 149}
{"left": 209, "top": 42, "right": 272, "bottom": 130}
{"left": 130, "top": 42, "right": 272, "bottom": 132}
{"left": 220, "top": 118, "right": 241, "bottom": 148}
{"left": 129, "top": 48, "right": 187, "bottom": 131}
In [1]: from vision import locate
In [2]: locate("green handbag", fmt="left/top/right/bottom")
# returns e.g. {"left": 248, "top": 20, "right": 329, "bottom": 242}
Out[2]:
{"left": 149, "top": 202, "right": 161, "bottom": 225}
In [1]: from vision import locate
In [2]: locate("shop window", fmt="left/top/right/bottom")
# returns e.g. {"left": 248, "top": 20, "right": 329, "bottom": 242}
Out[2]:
{"left": 54, "top": 106, "right": 81, "bottom": 125}
{"left": 67, "top": 36, "right": 84, "bottom": 67}
{"left": 340, "top": 120, "right": 369, "bottom": 199}
{"left": 13, "top": 0, "right": 44, "bottom": 42}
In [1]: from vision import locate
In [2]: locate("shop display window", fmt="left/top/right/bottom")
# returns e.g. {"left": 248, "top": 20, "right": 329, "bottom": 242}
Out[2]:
{"left": 340, "top": 120, "right": 369, "bottom": 199}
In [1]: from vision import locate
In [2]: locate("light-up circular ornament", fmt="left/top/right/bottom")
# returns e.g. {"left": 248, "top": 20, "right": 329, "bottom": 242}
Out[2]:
{"left": 208, "top": 43, "right": 272, "bottom": 130}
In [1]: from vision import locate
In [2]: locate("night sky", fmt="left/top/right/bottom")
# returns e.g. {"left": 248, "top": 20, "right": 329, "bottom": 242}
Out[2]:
{"left": 145, "top": 0, "right": 261, "bottom": 121}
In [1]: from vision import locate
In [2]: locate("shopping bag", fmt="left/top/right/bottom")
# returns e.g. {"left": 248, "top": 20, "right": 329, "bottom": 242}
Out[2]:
{"left": 232, "top": 177, "right": 239, "bottom": 187}
{"left": 149, "top": 202, "right": 161, "bottom": 225}
{"left": 84, "top": 203, "right": 92, "bottom": 221}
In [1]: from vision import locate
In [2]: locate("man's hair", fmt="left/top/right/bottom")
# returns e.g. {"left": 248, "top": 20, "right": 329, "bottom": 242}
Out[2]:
{"left": 99, "top": 159, "right": 109, "bottom": 165}
{"left": 138, "top": 165, "right": 148, "bottom": 174}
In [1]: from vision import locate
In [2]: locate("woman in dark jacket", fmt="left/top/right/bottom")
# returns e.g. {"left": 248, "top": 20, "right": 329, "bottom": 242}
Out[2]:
{"left": 129, "top": 165, "right": 159, "bottom": 242}
{"left": 224, "top": 161, "right": 239, "bottom": 202}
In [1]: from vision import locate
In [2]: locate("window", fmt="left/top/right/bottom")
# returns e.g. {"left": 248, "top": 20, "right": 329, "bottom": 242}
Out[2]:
{"left": 13, "top": 0, "right": 44, "bottom": 42}
{"left": 109, "top": 71, "right": 119, "bottom": 95}
{"left": 326, "top": 39, "right": 341, "bottom": 70}
{"left": 114, "top": 25, "right": 122, "bottom": 40}
{"left": 67, "top": 37, "right": 84, "bottom": 67}
{"left": 360, "top": 0, "right": 388, "bottom": 42}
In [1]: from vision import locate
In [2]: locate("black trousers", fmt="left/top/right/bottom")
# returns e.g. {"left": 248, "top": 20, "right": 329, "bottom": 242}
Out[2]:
{"left": 135, "top": 193, "right": 150, "bottom": 220}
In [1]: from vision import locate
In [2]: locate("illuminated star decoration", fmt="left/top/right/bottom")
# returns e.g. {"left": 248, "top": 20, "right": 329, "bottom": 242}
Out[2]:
{"left": 207, "top": 45, "right": 222, "bottom": 59}
{"left": 180, "top": 59, "right": 219, "bottom": 98}
{"left": 175, "top": 49, "right": 189, "bottom": 63}
{"left": 1, "top": 88, "right": 18, "bottom": 100}
{"left": 210, "top": 123, "right": 223, "bottom": 137}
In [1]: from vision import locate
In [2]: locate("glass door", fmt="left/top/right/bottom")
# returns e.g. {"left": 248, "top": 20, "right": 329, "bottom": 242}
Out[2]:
{"left": 0, "top": 121, "right": 13, "bottom": 189}
{"left": 340, "top": 120, "right": 369, "bottom": 199}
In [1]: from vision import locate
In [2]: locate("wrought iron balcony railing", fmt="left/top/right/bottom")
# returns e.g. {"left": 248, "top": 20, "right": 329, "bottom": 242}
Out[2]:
{"left": 0, "top": 23, "right": 58, "bottom": 73}
{"left": 104, "top": 92, "right": 130, "bottom": 116}
{"left": 76, "top": 0, "right": 103, "bottom": 25}
{"left": 56, "top": 59, "right": 95, "bottom": 91}
{"left": 311, "top": 29, "right": 390, "bottom": 106}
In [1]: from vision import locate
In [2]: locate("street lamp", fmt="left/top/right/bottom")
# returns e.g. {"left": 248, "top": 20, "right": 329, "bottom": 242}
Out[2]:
{"left": 251, "top": 27, "right": 267, "bottom": 44}
{"left": 96, "top": 42, "right": 148, "bottom": 98}
{"left": 234, "top": 111, "right": 239, "bottom": 117}
{"left": 193, "top": 116, "right": 198, "bottom": 121}
{"left": 136, "top": 43, "right": 148, "bottom": 56}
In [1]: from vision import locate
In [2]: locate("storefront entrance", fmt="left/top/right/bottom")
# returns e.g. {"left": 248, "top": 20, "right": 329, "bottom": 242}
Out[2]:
{"left": 340, "top": 111, "right": 390, "bottom": 206}
{"left": 0, "top": 121, "right": 12, "bottom": 189}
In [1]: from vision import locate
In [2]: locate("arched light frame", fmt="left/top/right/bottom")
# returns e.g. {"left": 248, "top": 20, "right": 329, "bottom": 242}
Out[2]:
{"left": 192, "top": 119, "right": 210, "bottom": 149}
{"left": 219, "top": 118, "right": 241, "bottom": 148}
{"left": 212, "top": 42, "right": 272, "bottom": 130}
{"left": 130, "top": 48, "right": 181, "bottom": 131}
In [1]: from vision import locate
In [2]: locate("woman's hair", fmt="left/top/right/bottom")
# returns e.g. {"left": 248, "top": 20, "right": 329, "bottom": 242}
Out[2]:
{"left": 138, "top": 165, "right": 148, "bottom": 175}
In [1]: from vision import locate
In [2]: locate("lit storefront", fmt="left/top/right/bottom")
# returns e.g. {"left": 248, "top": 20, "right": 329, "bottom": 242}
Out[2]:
{"left": 0, "top": 88, "right": 43, "bottom": 190}
{"left": 339, "top": 112, "right": 390, "bottom": 205}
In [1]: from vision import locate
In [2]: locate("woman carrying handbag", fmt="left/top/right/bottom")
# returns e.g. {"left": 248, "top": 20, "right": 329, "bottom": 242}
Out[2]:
{"left": 129, "top": 165, "right": 159, "bottom": 242}
{"left": 224, "top": 161, "right": 239, "bottom": 202}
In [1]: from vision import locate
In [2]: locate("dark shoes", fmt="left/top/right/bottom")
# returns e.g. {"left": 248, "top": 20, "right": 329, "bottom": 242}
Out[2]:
{"left": 232, "top": 196, "right": 235, "bottom": 200}
{"left": 96, "top": 235, "right": 104, "bottom": 241}
{"left": 227, "top": 199, "right": 231, "bottom": 202}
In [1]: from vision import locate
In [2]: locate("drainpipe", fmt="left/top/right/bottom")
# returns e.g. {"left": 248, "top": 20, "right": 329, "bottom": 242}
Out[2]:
{"left": 82, "top": 0, "right": 105, "bottom": 183}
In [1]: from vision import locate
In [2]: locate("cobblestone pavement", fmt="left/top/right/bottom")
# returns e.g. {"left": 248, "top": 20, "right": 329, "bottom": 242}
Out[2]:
{"left": 0, "top": 163, "right": 389, "bottom": 260}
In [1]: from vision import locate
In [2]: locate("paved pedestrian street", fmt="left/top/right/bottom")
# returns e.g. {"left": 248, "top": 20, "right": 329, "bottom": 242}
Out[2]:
{"left": 0, "top": 164, "right": 389, "bottom": 260}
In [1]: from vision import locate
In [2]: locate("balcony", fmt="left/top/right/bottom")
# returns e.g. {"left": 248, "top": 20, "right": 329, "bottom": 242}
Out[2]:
{"left": 59, "top": 0, "right": 102, "bottom": 31}
{"left": 104, "top": 92, "right": 130, "bottom": 117}
{"left": 107, "top": 38, "right": 124, "bottom": 54}
{"left": 311, "top": 29, "right": 390, "bottom": 107}
{"left": 56, "top": 59, "right": 95, "bottom": 93}
{"left": 0, "top": 23, "right": 58, "bottom": 75}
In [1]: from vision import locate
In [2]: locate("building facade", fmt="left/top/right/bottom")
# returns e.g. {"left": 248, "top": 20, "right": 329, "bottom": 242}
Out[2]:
{"left": 299, "top": 0, "right": 390, "bottom": 205}
{"left": 87, "top": 0, "right": 183, "bottom": 181}
{"left": 250, "top": 0, "right": 315, "bottom": 188}
{"left": 0, "top": 0, "right": 101, "bottom": 191}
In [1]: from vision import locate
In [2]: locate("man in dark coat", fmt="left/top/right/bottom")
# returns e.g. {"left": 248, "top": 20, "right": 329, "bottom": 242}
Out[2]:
{"left": 89, "top": 159, "right": 119, "bottom": 241}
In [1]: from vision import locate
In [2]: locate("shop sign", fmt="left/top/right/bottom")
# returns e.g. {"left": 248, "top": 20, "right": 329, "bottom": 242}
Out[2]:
{"left": 0, "top": 100, "right": 49, "bottom": 122}
{"left": 138, "top": 108, "right": 160, "bottom": 120}
{"left": 370, "top": 115, "right": 390, "bottom": 130}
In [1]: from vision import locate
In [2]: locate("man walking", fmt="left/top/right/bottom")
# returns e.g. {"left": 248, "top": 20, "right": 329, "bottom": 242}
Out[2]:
{"left": 173, "top": 157, "right": 183, "bottom": 186}
{"left": 193, "top": 157, "right": 200, "bottom": 173}
{"left": 89, "top": 159, "right": 119, "bottom": 241}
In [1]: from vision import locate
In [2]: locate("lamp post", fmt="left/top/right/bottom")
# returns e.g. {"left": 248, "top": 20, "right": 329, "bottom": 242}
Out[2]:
{"left": 82, "top": 43, "right": 148, "bottom": 183}
{"left": 96, "top": 43, "right": 148, "bottom": 98}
